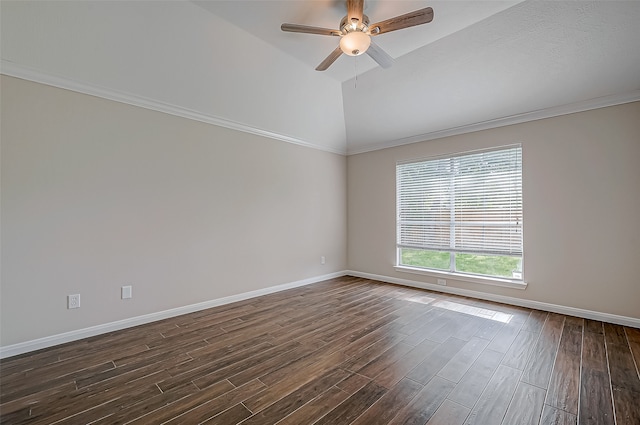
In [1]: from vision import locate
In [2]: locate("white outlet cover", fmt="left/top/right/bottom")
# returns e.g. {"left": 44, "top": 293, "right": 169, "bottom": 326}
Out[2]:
{"left": 122, "top": 285, "right": 132, "bottom": 299}
{"left": 67, "top": 294, "right": 80, "bottom": 309}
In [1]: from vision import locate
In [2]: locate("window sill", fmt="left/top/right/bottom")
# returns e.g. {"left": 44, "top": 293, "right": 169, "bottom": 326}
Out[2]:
{"left": 394, "top": 266, "right": 528, "bottom": 290}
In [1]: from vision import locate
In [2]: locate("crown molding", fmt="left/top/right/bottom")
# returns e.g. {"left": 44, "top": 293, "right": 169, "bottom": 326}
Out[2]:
{"left": 346, "top": 90, "right": 640, "bottom": 155}
{"left": 0, "top": 60, "right": 347, "bottom": 156}
{"left": 4, "top": 60, "right": 637, "bottom": 158}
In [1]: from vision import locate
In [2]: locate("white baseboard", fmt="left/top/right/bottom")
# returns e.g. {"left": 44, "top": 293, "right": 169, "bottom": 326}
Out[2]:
{"left": 5, "top": 269, "right": 636, "bottom": 358}
{"left": 347, "top": 270, "right": 640, "bottom": 328}
{"left": 0, "top": 271, "right": 348, "bottom": 359}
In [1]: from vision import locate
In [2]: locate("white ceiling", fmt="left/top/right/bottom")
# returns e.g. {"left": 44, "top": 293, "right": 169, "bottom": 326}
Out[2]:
{"left": 2, "top": 1, "right": 640, "bottom": 155}
{"left": 195, "top": 1, "right": 525, "bottom": 82}
{"left": 342, "top": 0, "right": 640, "bottom": 152}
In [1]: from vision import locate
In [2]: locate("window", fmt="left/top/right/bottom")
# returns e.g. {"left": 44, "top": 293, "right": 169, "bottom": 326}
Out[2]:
{"left": 397, "top": 145, "right": 523, "bottom": 281}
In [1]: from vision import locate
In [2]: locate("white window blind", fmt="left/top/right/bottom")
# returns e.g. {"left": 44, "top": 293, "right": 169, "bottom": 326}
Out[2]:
{"left": 397, "top": 146, "right": 523, "bottom": 257}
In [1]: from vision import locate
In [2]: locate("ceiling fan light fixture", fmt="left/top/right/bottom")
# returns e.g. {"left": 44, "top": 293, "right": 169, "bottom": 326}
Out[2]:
{"left": 339, "top": 31, "right": 370, "bottom": 56}
{"left": 281, "top": 1, "right": 434, "bottom": 71}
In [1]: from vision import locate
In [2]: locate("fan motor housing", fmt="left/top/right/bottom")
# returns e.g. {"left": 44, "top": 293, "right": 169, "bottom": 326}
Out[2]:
{"left": 340, "top": 14, "right": 370, "bottom": 34}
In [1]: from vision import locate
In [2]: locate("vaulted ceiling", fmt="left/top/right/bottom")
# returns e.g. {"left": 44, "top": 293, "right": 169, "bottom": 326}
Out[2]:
{"left": 2, "top": 1, "right": 639, "bottom": 155}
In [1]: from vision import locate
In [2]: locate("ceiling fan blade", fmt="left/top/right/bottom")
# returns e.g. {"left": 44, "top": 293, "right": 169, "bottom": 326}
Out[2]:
{"left": 366, "top": 41, "right": 394, "bottom": 69}
{"left": 370, "top": 7, "right": 434, "bottom": 35}
{"left": 316, "top": 46, "right": 343, "bottom": 71}
{"left": 347, "top": 0, "right": 364, "bottom": 23}
{"left": 281, "top": 23, "right": 341, "bottom": 36}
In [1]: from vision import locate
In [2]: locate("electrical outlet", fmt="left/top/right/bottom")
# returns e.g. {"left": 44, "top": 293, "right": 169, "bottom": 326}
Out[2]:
{"left": 321, "top": 256, "right": 326, "bottom": 265}
{"left": 68, "top": 294, "right": 81, "bottom": 309}
{"left": 437, "top": 279, "right": 447, "bottom": 286}
{"left": 121, "top": 285, "right": 132, "bottom": 299}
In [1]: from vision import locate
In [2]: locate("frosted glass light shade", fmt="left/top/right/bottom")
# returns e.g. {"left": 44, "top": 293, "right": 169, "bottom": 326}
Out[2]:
{"left": 339, "top": 31, "right": 371, "bottom": 56}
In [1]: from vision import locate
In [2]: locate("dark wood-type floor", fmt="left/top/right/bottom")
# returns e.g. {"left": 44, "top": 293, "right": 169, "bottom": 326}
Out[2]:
{"left": 1, "top": 276, "right": 639, "bottom": 425}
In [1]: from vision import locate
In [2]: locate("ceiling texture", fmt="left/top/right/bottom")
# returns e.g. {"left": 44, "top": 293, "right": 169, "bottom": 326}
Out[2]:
{"left": 2, "top": 1, "right": 640, "bottom": 155}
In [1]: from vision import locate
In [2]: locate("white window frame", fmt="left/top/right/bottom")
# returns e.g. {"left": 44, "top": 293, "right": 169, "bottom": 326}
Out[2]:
{"left": 395, "top": 145, "right": 526, "bottom": 289}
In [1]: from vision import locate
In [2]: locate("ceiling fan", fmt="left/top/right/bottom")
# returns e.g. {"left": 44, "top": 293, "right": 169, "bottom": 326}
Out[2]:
{"left": 281, "top": 0, "right": 434, "bottom": 71}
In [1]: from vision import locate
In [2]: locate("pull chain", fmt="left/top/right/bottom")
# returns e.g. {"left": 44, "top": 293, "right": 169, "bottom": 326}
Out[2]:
{"left": 354, "top": 55, "right": 358, "bottom": 89}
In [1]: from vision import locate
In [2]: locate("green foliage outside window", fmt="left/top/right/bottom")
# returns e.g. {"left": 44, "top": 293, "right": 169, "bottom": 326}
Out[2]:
{"left": 400, "top": 248, "right": 521, "bottom": 278}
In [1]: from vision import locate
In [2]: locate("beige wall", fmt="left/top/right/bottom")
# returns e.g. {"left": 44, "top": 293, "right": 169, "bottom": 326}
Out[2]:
{"left": 0, "top": 76, "right": 347, "bottom": 346}
{"left": 348, "top": 102, "right": 640, "bottom": 319}
{"left": 2, "top": 75, "right": 638, "bottom": 350}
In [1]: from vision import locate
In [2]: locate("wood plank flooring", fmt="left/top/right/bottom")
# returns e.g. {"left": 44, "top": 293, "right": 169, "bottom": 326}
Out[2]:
{"left": 1, "top": 276, "right": 639, "bottom": 425}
